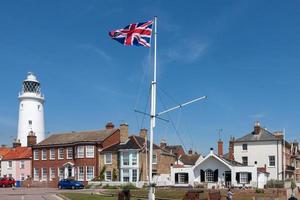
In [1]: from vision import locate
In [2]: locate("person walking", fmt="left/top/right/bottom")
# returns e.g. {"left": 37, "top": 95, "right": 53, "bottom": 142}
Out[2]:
{"left": 227, "top": 188, "right": 233, "bottom": 200}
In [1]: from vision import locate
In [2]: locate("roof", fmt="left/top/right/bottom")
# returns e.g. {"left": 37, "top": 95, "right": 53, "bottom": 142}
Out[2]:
{"left": 235, "top": 128, "right": 280, "bottom": 142}
{"left": 2, "top": 147, "right": 32, "bottom": 160}
{"left": 220, "top": 156, "right": 244, "bottom": 166}
{"left": 102, "top": 135, "right": 174, "bottom": 156}
{"left": 0, "top": 147, "right": 11, "bottom": 157}
{"left": 37, "top": 129, "right": 117, "bottom": 146}
{"left": 179, "top": 154, "right": 200, "bottom": 165}
{"left": 165, "top": 145, "right": 185, "bottom": 156}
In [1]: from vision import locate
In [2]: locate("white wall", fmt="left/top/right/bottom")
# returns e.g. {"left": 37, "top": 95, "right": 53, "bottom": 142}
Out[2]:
{"left": 1, "top": 161, "right": 16, "bottom": 178}
{"left": 232, "top": 166, "right": 258, "bottom": 188}
{"left": 171, "top": 166, "right": 194, "bottom": 186}
{"left": 234, "top": 141, "right": 283, "bottom": 180}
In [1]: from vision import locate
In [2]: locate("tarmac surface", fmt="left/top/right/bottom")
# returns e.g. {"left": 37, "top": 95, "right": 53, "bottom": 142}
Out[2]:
{"left": 0, "top": 188, "right": 64, "bottom": 200}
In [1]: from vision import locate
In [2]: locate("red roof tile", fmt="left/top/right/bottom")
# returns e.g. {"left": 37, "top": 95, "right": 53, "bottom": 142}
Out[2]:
{"left": 2, "top": 147, "right": 32, "bottom": 160}
{"left": 0, "top": 147, "right": 10, "bottom": 157}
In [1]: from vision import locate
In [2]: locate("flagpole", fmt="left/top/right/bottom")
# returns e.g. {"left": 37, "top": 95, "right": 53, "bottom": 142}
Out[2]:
{"left": 148, "top": 16, "right": 157, "bottom": 200}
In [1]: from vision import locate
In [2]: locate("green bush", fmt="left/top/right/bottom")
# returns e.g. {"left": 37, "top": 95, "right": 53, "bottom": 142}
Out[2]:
{"left": 102, "top": 184, "right": 119, "bottom": 189}
{"left": 255, "top": 188, "right": 264, "bottom": 193}
{"left": 121, "top": 183, "right": 137, "bottom": 190}
{"left": 266, "top": 179, "right": 284, "bottom": 188}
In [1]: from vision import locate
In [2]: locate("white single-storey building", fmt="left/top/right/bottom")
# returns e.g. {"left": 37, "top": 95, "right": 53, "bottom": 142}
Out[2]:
{"left": 171, "top": 148, "right": 268, "bottom": 189}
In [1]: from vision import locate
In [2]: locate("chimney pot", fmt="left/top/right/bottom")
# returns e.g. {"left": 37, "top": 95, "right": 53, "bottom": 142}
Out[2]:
{"left": 106, "top": 122, "right": 115, "bottom": 129}
{"left": 254, "top": 121, "right": 261, "bottom": 135}
{"left": 13, "top": 139, "right": 21, "bottom": 148}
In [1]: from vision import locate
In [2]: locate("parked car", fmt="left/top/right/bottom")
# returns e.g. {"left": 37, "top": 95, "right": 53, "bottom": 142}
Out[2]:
{"left": 58, "top": 179, "right": 84, "bottom": 189}
{"left": 0, "top": 177, "right": 15, "bottom": 187}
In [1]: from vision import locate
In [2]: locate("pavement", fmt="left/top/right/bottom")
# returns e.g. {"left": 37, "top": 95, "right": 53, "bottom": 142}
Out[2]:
{"left": 0, "top": 188, "right": 64, "bottom": 200}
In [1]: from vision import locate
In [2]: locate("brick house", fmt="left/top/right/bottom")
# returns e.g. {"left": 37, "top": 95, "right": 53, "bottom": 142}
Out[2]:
{"left": 99, "top": 128, "right": 176, "bottom": 183}
{"left": 31, "top": 122, "right": 126, "bottom": 186}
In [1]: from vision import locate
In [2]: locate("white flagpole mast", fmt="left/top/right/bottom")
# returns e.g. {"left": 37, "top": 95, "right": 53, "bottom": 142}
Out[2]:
{"left": 148, "top": 16, "right": 157, "bottom": 200}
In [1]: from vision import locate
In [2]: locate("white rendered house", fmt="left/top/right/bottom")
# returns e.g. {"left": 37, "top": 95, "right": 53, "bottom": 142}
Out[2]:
{"left": 17, "top": 72, "right": 45, "bottom": 146}
{"left": 233, "top": 122, "right": 284, "bottom": 181}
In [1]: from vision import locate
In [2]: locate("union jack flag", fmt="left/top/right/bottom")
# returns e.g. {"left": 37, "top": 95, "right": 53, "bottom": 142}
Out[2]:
{"left": 109, "top": 20, "right": 153, "bottom": 48}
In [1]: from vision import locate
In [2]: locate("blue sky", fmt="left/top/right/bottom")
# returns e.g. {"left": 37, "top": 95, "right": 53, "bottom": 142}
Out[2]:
{"left": 0, "top": 0, "right": 300, "bottom": 154}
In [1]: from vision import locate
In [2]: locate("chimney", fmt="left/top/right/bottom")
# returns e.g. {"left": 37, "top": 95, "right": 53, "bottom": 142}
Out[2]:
{"left": 13, "top": 139, "right": 21, "bottom": 148}
{"left": 139, "top": 128, "right": 147, "bottom": 140}
{"left": 229, "top": 137, "right": 235, "bottom": 161}
{"left": 253, "top": 121, "right": 261, "bottom": 135}
{"left": 274, "top": 131, "right": 284, "bottom": 139}
{"left": 210, "top": 147, "right": 214, "bottom": 154}
{"left": 160, "top": 139, "right": 167, "bottom": 149}
{"left": 27, "top": 131, "right": 37, "bottom": 147}
{"left": 120, "top": 123, "right": 128, "bottom": 143}
{"left": 218, "top": 139, "right": 223, "bottom": 157}
{"left": 188, "top": 148, "right": 193, "bottom": 155}
{"left": 106, "top": 122, "right": 115, "bottom": 129}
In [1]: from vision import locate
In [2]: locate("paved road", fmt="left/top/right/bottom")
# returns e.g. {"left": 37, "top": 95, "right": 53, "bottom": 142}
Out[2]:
{"left": 0, "top": 188, "right": 62, "bottom": 200}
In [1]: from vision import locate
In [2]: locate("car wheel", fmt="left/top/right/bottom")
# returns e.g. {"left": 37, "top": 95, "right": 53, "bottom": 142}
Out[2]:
{"left": 71, "top": 186, "right": 75, "bottom": 190}
{"left": 58, "top": 185, "right": 62, "bottom": 189}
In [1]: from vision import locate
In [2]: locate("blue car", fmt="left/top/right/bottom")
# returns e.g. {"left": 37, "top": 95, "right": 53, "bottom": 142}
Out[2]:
{"left": 58, "top": 179, "right": 84, "bottom": 189}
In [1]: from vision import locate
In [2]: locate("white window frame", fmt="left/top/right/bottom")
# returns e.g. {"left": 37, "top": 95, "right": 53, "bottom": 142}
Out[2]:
{"left": 78, "top": 166, "right": 84, "bottom": 181}
{"left": 123, "top": 152, "right": 129, "bottom": 166}
{"left": 58, "top": 148, "right": 64, "bottom": 160}
{"left": 205, "top": 169, "right": 214, "bottom": 182}
{"left": 86, "top": 166, "right": 94, "bottom": 181}
{"left": 34, "top": 149, "right": 39, "bottom": 160}
{"left": 105, "top": 171, "right": 112, "bottom": 182}
{"left": 132, "top": 169, "right": 138, "bottom": 182}
{"left": 20, "top": 160, "right": 25, "bottom": 169}
{"left": 67, "top": 147, "right": 73, "bottom": 159}
{"left": 152, "top": 154, "right": 157, "bottom": 164}
{"left": 42, "top": 168, "right": 47, "bottom": 181}
{"left": 58, "top": 167, "right": 64, "bottom": 180}
{"left": 20, "top": 173, "right": 25, "bottom": 181}
{"left": 42, "top": 149, "right": 47, "bottom": 160}
{"left": 105, "top": 153, "right": 112, "bottom": 164}
{"left": 77, "top": 146, "right": 84, "bottom": 158}
{"left": 50, "top": 168, "right": 55, "bottom": 180}
{"left": 122, "top": 169, "right": 130, "bottom": 182}
{"left": 242, "top": 143, "right": 248, "bottom": 150}
{"left": 34, "top": 168, "right": 39, "bottom": 181}
{"left": 269, "top": 155, "right": 275, "bottom": 167}
{"left": 240, "top": 172, "right": 248, "bottom": 184}
{"left": 50, "top": 148, "right": 55, "bottom": 160}
{"left": 132, "top": 152, "right": 137, "bottom": 166}
{"left": 86, "top": 146, "right": 94, "bottom": 158}
{"left": 8, "top": 161, "right": 12, "bottom": 169}
{"left": 242, "top": 156, "right": 248, "bottom": 166}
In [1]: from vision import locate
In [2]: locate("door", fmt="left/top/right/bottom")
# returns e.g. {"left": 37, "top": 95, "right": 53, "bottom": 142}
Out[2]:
{"left": 225, "top": 171, "right": 231, "bottom": 188}
{"left": 67, "top": 165, "right": 72, "bottom": 178}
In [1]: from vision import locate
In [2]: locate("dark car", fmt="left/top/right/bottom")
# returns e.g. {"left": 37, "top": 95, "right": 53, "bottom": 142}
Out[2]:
{"left": 58, "top": 179, "right": 84, "bottom": 189}
{"left": 0, "top": 177, "right": 15, "bottom": 188}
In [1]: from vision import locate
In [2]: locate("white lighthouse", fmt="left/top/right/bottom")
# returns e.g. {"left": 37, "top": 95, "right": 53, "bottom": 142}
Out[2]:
{"left": 17, "top": 72, "right": 45, "bottom": 146}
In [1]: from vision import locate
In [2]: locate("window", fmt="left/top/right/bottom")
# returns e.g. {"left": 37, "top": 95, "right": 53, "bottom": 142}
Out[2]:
{"left": 34, "top": 150, "right": 39, "bottom": 160}
{"left": 123, "top": 152, "right": 129, "bottom": 166}
{"left": 42, "top": 168, "right": 47, "bottom": 180}
{"left": 8, "top": 161, "right": 12, "bottom": 168}
{"left": 240, "top": 172, "right": 248, "bottom": 184}
{"left": 105, "top": 153, "right": 112, "bottom": 164}
{"left": 20, "top": 160, "right": 25, "bottom": 169}
{"left": 34, "top": 168, "right": 39, "bottom": 181}
{"left": 67, "top": 147, "right": 73, "bottom": 159}
{"left": 132, "top": 169, "right": 138, "bottom": 182}
{"left": 269, "top": 156, "right": 275, "bottom": 167}
{"left": 175, "top": 173, "right": 189, "bottom": 184}
{"left": 86, "top": 146, "right": 94, "bottom": 158}
{"left": 105, "top": 171, "right": 112, "bottom": 181}
{"left": 242, "top": 144, "right": 248, "bottom": 150}
{"left": 28, "top": 120, "right": 32, "bottom": 125}
{"left": 58, "top": 148, "right": 64, "bottom": 159}
{"left": 21, "top": 173, "right": 25, "bottom": 181}
{"left": 38, "top": 105, "right": 41, "bottom": 111}
{"left": 77, "top": 146, "right": 84, "bottom": 158}
{"left": 242, "top": 157, "right": 248, "bottom": 166}
{"left": 205, "top": 169, "right": 214, "bottom": 182}
{"left": 50, "top": 149, "right": 55, "bottom": 160}
{"left": 132, "top": 152, "right": 137, "bottom": 166}
{"left": 86, "top": 166, "right": 94, "bottom": 180}
{"left": 122, "top": 169, "right": 130, "bottom": 182}
{"left": 42, "top": 149, "right": 47, "bottom": 160}
{"left": 78, "top": 166, "right": 84, "bottom": 181}
{"left": 58, "top": 168, "right": 64, "bottom": 180}
{"left": 152, "top": 154, "right": 157, "bottom": 164}
{"left": 50, "top": 168, "right": 55, "bottom": 180}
